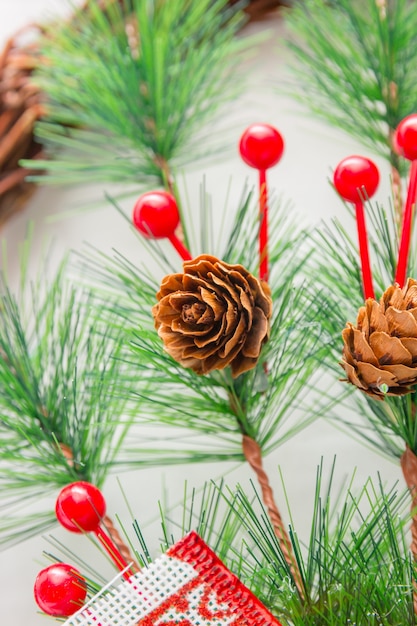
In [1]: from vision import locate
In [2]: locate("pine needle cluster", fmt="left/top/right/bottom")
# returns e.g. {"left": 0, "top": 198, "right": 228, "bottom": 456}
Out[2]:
{"left": 304, "top": 192, "right": 417, "bottom": 460}
{"left": 286, "top": 0, "right": 417, "bottom": 172}
{"left": 81, "top": 186, "right": 325, "bottom": 465}
{"left": 0, "top": 249, "right": 132, "bottom": 547}
{"left": 22, "top": 0, "right": 253, "bottom": 190}
{"left": 50, "top": 464, "right": 417, "bottom": 625}
{"left": 165, "top": 465, "right": 416, "bottom": 625}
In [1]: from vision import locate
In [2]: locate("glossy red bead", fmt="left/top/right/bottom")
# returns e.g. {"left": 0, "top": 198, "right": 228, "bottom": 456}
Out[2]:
{"left": 132, "top": 191, "right": 179, "bottom": 238}
{"left": 239, "top": 123, "right": 284, "bottom": 170}
{"left": 395, "top": 114, "right": 417, "bottom": 160}
{"left": 333, "top": 156, "right": 379, "bottom": 203}
{"left": 34, "top": 563, "right": 87, "bottom": 617}
{"left": 56, "top": 481, "right": 106, "bottom": 533}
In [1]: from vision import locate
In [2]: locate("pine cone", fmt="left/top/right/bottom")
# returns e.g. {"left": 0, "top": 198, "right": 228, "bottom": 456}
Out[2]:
{"left": 152, "top": 254, "right": 272, "bottom": 377}
{"left": 341, "top": 278, "right": 417, "bottom": 398}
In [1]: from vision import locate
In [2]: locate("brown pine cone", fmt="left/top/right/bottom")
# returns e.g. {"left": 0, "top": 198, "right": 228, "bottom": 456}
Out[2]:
{"left": 152, "top": 254, "right": 272, "bottom": 377}
{"left": 341, "top": 278, "right": 417, "bottom": 398}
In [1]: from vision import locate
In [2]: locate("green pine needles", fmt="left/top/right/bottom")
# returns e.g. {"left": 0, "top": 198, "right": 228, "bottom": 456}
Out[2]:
{"left": 80, "top": 185, "right": 325, "bottom": 465}
{"left": 22, "top": 0, "right": 252, "bottom": 190}
{"left": 286, "top": 0, "right": 417, "bottom": 172}
{"left": 0, "top": 252, "right": 132, "bottom": 547}
{"left": 175, "top": 465, "right": 416, "bottom": 625}
{"left": 44, "top": 463, "right": 417, "bottom": 625}
{"left": 305, "top": 192, "right": 417, "bottom": 460}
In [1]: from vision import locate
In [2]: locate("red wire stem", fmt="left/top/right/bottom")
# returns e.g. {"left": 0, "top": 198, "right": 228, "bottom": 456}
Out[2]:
{"left": 354, "top": 200, "right": 375, "bottom": 300}
{"left": 168, "top": 233, "right": 192, "bottom": 261}
{"left": 94, "top": 526, "right": 132, "bottom": 581}
{"left": 395, "top": 159, "right": 417, "bottom": 287}
{"left": 259, "top": 169, "right": 268, "bottom": 282}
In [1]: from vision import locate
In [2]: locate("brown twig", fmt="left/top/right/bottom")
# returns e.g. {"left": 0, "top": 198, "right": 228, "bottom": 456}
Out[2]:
{"left": 0, "top": 159, "right": 44, "bottom": 195}
{"left": 390, "top": 160, "right": 403, "bottom": 230}
{"left": 400, "top": 444, "right": 417, "bottom": 614}
{"left": 242, "top": 434, "right": 303, "bottom": 594}
{"left": 103, "top": 515, "right": 140, "bottom": 574}
{"left": 229, "top": 0, "right": 288, "bottom": 20}
{"left": 0, "top": 26, "right": 44, "bottom": 222}
{"left": 0, "top": 104, "right": 44, "bottom": 168}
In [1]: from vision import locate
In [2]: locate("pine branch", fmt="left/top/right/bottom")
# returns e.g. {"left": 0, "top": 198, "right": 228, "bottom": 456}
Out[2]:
{"left": 213, "top": 465, "right": 415, "bottom": 624}
{"left": 21, "top": 0, "right": 253, "bottom": 192}
{"left": 78, "top": 184, "right": 325, "bottom": 462}
{"left": 72, "top": 180, "right": 330, "bottom": 584}
{"left": 0, "top": 254, "right": 134, "bottom": 547}
{"left": 45, "top": 465, "right": 416, "bottom": 624}
{"left": 286, "top": 0, "right": 417, "bottom": 176}
{"left": 302, "top": 187, "right": 417, "bottom": 459}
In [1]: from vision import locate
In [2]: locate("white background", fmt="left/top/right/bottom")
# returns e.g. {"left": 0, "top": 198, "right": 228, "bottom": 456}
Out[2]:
{"left": 0, "top": 2, "right": 403, "bottom": 624}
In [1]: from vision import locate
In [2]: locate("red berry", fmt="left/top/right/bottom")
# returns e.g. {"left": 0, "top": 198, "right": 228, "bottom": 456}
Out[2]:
{"left": 333, "top": 156, "right": 379, "bottom": 203}
{"left": 132, "top": 191, "right": 179, "bottom": 238}
{"left": 395, "top": 114, "right": 417, "bottom": 160}
{"left": 239, "top": 123, "right": 284, "bottom": 170}
{"left": 34, "top": 563, "right": 87, "bottom": 617}
{"left": 56, "top": 481, "right": 106, "bottom": 533}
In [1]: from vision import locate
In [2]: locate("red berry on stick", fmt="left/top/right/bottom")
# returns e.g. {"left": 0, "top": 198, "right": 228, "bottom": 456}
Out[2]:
{"left": 334, "top": 156, "right": 379, "bottom": 300}
{"left": 395, "top": 114, "right": 417, "bottom": 161}
{"left": 333, "top": 156, "right": 379, "bottom": 204}
{"left": 34, "top": 563, "right": 87, "bottom": 617}
{"left": 394, "top": 114, "right": 417, "bottom": 287}
{"left": 239, "top": 124, "right": 284, "bottom": 171}
{"left": 239, "top": 124, "right": 284, "bottom": 282}
{"left": 133, "top": 191, "right": 179, "bottom": 238}
{"left": 56, "top": 481, "right": 106, "bottom": 533}
{"left": 132, "top": 190, "right": 192, "bottom": 260}
{"left": 56, "top": 482, "right": 132, "bottom": 579}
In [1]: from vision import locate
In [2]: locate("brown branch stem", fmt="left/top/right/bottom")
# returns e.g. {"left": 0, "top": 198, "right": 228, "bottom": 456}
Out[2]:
{"left": 242, "top": 434, "right": 303, "bottom": 595}
{"left": 390, "top": 161, "right": 403, "bottom": 231}
{"left": 103, "top": 515, "right": 140, "bottom": 574}
{"left": 154, "top": 154, "right": 175, "bottom": 197}
{"left": 400, "top": 445, "right": 417, "bottom": 614}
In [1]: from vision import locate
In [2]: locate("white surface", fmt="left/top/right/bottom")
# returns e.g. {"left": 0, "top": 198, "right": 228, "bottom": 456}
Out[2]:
{"left": 0, "top": 3, "right": 402, "bottom": 625}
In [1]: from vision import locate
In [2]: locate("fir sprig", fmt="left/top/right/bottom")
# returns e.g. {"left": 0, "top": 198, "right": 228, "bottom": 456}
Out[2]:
{"left": 79, "top": 185, "right": 325, "bottom": 463}
{"left": 49, "top": 466, "right": 416, "bottom": 624}
{"left": 171, "top": 466, "right": 415, "bottom": 625}
{"left": 22, "top": 0, "right": 252, "bottom": 191}
{"left": 72, "top": 180, "right": 326, "bottom": 578}
{"left": 0, "top": 256, "right": 132, "bottom": 547}
{"left": 305, "top": 193, "right": 417, "bottom": 459}
{"left": 286, "top": 0, "right": 417, "bottom": 172}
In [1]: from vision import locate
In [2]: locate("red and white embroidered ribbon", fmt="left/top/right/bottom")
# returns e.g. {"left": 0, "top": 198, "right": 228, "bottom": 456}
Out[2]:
{"left": 63, "top": 531, "right": 281, "bottom": 626}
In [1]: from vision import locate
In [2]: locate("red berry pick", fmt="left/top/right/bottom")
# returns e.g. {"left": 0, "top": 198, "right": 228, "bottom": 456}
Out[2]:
{"left": 333, "top": 155, "right": 379, "bottom": 204}
{"left": 394, "top": 114, "right": 417, "bottom": 287}
{"left": 395, "top": 114, "right": 417, "bottom": 161}
{"left": 56, "top": 482, "right": 132, "bottom": 579}
{"left": 239, "top": 124, "right": 284, "bottom": 283}
{"left": 34, "top": 563, "right": 87, "bottom": 617}
{"left": 56, "top": 481, "right": 106, "bottom": 533}
{"left": 333, "top": 156, "right": 380, "bottom": 301}
{"left": 133, "top": 191, "right": 179, "bottom": 238}
{"left": 239, "top": 124, "right": 284, "bottom": 170}
{"left": 132, "top": 190, "right": 191, "bottom": 261}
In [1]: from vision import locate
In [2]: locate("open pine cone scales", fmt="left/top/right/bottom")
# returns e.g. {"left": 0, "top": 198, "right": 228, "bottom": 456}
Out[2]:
{"left": 341, "top": 278, "right": 417, "bottom": 398}
{"left": 153, "top": 254, "right": 272, "bottom": 377}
